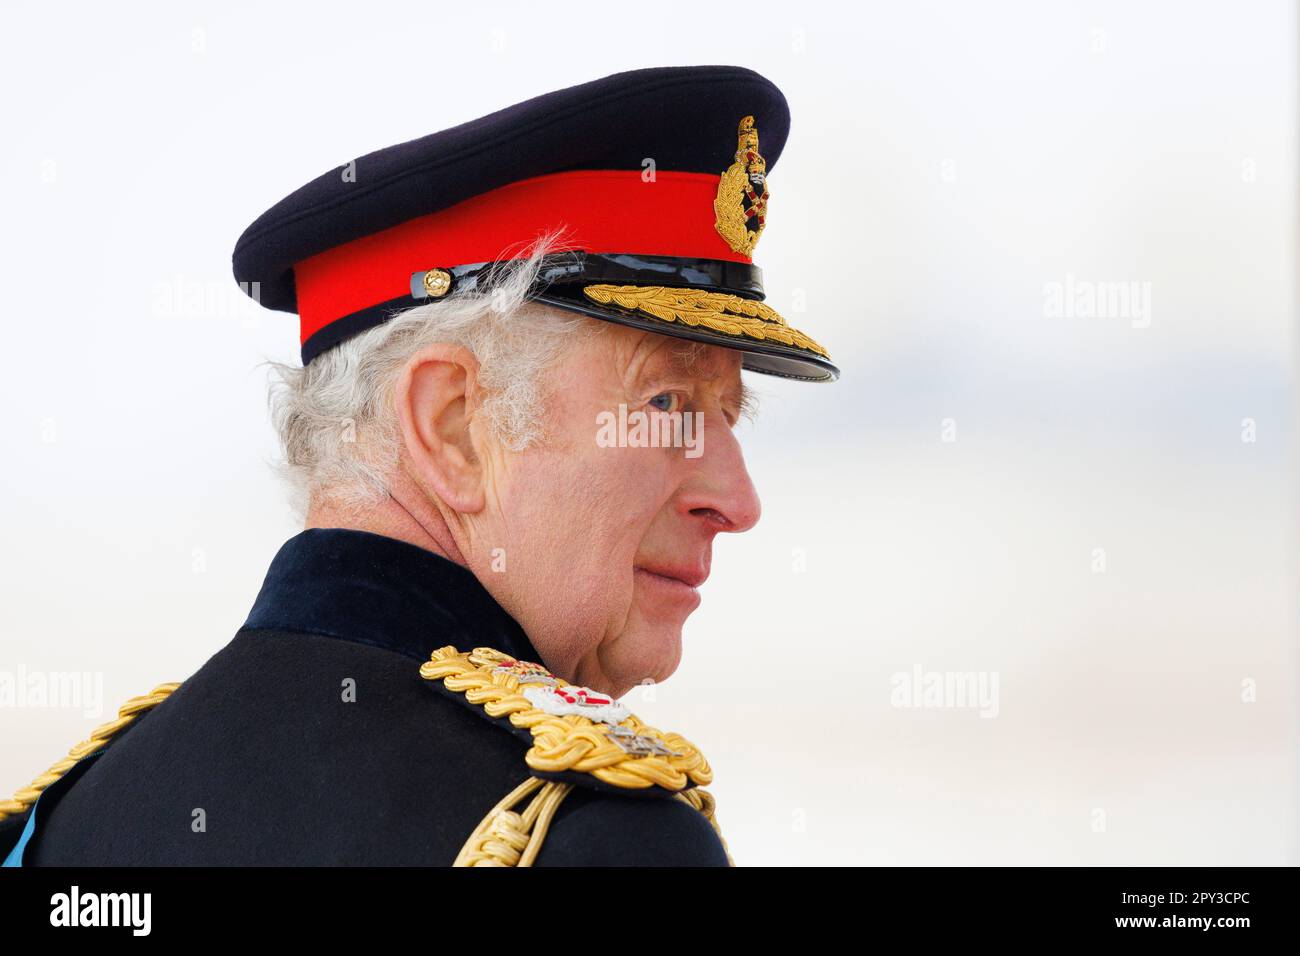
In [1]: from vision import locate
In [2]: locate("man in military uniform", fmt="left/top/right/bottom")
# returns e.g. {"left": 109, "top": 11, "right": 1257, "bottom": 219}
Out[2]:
{"left": 0, "top": 64, "right": 836, "bottom": 866}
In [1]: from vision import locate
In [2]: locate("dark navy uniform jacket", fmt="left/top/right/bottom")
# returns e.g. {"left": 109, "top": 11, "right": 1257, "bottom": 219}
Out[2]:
{"left": 0, "top": 529, "right": 729, "bottom": 866}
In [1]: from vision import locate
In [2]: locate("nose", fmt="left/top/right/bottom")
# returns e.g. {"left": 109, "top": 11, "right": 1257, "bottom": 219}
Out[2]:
{"left": 677, "top": 410, "right": 762, "bottom": 533}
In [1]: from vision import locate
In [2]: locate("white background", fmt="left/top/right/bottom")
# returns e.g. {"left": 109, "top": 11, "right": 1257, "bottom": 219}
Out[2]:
{"left": 0, "top": 0, "right": 1295, "bottom": 864}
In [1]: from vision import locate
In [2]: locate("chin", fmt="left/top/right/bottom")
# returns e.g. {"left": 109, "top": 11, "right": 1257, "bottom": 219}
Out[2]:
{"left": 616, "top": 624, "right": 684, "bottom": 692}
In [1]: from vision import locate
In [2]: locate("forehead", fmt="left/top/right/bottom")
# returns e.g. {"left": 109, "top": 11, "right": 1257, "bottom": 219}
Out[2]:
{"left": 599, "top": 321, "right": 744, "bottom": 385}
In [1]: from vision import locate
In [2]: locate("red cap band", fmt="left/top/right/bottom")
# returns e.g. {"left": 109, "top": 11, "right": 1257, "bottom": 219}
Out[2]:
{"left": 292, "top": 169, "right": 748, "bottom": 346}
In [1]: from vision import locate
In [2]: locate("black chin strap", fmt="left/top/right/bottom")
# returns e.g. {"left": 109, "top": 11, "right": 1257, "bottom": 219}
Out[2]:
{"left": 408, "top": 251, "right": 766, "bottom": 302}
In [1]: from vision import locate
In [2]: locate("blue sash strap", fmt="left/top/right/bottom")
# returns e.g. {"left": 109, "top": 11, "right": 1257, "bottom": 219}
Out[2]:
{"left": 2, "top": 749, "right": 106, "bottom": 867}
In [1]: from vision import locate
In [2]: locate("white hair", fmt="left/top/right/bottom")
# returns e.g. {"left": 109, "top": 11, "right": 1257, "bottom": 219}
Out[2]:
{"left": 265, "top": 234, "right": 602, "bottom": 515}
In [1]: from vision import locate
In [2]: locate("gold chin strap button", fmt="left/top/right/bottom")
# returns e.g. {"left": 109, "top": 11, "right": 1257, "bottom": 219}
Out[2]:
{"left": 422, "top": 268, "right": 452, "bottom": 298}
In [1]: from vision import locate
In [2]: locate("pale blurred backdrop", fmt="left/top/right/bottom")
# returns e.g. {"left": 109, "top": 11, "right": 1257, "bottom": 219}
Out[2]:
{"left": 1, "top": 0, "right": 1294, "bottom": 864}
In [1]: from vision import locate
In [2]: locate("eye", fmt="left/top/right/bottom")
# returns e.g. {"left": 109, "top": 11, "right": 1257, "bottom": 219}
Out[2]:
{"left": 647, "top": 392, "right": 683, "bottom": 414}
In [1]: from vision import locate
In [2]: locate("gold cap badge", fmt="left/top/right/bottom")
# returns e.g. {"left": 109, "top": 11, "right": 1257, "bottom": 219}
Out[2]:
{"left": 713, "top": 115, "right": 768, "bottom": 257}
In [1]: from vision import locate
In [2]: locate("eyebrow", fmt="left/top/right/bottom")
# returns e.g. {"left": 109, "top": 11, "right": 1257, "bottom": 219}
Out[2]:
{"left": 735, "top": 380, "right": 759, "bottom": 423}
{"left": 639, "top": 341, "right": 759, "bottom": 422}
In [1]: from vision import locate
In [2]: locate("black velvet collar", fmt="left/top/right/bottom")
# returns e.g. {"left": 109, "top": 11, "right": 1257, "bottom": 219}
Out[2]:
{"left": 243, "top": 528, "right": 542, "bottom": 665}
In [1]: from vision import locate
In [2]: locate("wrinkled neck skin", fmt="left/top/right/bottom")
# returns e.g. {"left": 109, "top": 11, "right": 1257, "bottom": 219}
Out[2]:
{"left": 304, "top": 470, "right": 594, "bottom": 689}
{"left": 304, "top": 468, "right": 466, "bottom": 568}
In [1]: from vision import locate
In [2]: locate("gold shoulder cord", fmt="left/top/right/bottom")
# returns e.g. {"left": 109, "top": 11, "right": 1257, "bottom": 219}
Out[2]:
{"left": 420, "top": 645, "right": 734, "bottom": 867}
{"left": 0, "top": 683, "right": 181, "bottom": 823}
{"left": 2, "top": 649, "right": 734, "bottom": 867}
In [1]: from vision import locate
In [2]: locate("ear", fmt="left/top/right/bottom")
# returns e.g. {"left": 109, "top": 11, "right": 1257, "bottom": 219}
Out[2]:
{"left": 395, "top": 343, "right": 487, "bottom": 513}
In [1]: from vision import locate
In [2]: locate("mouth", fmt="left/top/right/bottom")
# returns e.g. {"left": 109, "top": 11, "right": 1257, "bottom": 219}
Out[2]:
{"left": 634, "top": 562, "right": 709, "bottom": 590}
{"left": 633, "top": 561, "right": 709, "bottom": 608}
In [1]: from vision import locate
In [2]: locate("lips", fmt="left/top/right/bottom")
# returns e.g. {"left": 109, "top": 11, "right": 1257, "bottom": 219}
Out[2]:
{"left": 635, "top": 562, "right": 709, "bottom": 589}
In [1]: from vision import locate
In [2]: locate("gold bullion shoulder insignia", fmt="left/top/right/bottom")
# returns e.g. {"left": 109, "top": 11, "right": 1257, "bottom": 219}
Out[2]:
{"left": 419, "top": 645, "right": 713, "bottom": 791}
{"left": 420, "top": 645, "right": 734, "bottom": 866}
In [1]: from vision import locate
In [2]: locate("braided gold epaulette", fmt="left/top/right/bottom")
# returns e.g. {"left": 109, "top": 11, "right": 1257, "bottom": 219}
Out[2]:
{"left": 0, "top": 683, "right": 181, "bottom": 824}
{"left": 420, "top": 645, "right": 733, "bottom": 866}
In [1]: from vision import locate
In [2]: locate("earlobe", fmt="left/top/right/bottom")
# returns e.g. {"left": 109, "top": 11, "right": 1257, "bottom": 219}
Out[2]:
{"left": 396, "top": 344, "right": 487, "bottom": 513}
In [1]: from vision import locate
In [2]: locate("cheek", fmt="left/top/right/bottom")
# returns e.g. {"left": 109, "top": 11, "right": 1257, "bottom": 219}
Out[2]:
{"left": 585, "top": 449, "right": 673, "bottom": 539}
{"left": 501, "top": 447, "right": 670, "bottom": 603}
